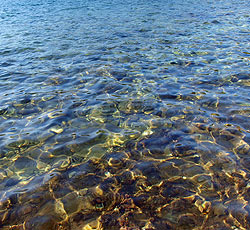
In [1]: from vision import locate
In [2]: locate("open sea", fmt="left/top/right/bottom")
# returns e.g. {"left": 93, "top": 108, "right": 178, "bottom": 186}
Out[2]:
{"left": 0, "top": 0, "right": 250, "bottom": 229}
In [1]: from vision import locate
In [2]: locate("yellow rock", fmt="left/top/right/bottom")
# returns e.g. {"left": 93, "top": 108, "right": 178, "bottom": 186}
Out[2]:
{"left": 94, "top": 185, "right": 103, "bottom": 196}
{"left": 50, "top": 127, "right": 63, "bottom": 134}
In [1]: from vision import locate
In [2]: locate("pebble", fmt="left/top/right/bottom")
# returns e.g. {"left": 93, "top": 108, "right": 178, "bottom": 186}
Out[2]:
{"left": 50, "top": 127, "right": 64, "bottom": 134}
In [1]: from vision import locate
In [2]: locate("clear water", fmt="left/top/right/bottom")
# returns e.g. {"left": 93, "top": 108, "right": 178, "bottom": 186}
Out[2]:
{"left": 0, "top": 0, "right": 250, "bottom": 229}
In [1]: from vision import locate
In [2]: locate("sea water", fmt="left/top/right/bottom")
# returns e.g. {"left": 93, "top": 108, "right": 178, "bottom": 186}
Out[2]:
{"left": 0, "top": 0, "right": 250, "bottom": 229}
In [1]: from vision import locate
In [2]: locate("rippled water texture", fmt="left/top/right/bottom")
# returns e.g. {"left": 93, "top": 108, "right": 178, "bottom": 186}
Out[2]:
{"left": 1, "top": 0, "right": 250, "bottom": 229}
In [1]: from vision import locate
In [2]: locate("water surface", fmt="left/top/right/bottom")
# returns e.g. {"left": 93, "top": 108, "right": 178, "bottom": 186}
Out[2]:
{"left": 0, "top": 0, "right": 250, "bottom": 229}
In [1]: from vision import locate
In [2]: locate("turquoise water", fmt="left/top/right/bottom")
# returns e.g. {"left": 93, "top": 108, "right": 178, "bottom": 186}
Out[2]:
{"left": 0, "top": 0, "right": 250, "bottom": 229}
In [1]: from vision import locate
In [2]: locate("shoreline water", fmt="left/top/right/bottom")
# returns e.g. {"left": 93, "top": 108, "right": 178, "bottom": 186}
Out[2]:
{"left": 0, "top": 0, "right": 250, "bottom": 229}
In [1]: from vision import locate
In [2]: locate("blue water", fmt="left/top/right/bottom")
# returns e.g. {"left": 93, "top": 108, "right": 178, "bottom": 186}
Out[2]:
{"left": 0, "top": 0, "right": 250, "bottom": 229}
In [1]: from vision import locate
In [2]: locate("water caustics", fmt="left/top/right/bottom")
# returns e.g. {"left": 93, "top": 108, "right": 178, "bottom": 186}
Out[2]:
{"left": 0, "top": 0, "right": 250, "bottom": 229}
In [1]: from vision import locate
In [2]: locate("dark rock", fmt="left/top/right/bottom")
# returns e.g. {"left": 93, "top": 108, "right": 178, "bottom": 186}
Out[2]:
{"left": 177, "top": 214, "right": 196, "bottom": 229}
{"left": 14, "top": 157, "right": 36, "bottom": 170}
{"left": 25, "top": 215, "right": 57, "bottom": 230}
{"left": 5, "top": 178, "right": 20, "bottom": 187}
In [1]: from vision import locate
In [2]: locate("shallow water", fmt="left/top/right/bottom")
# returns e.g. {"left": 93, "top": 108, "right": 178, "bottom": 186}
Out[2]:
{"left": 0, "top": 0, "right": 250, "bottom": 229}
